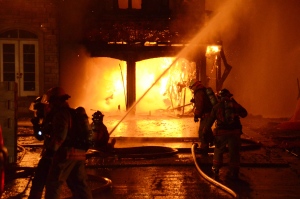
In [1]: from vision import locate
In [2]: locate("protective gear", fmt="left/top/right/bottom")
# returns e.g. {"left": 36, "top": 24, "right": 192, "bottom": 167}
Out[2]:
{"left": 44, "top": 96, "right": 92, "bottom": 198}
{"left": 206, "top": 87, "right": 218, "bottom": 106}
{"left": 31, "top": 117, "right": 44, "bottom": 141}
{"left": 92, "top": 110, "right": 104, "bottom": 123}
{"left": 29, "top": 96, "right": 48, "bottom": 141}
{"left": 218, "top": 88, "right": 233, "bottom": 98}
{"left": 41, "top": 87, "right": 70, "bottom": 104}
{"left": 194, "top": 117, "right": 199, "bottom": 123}
{"left": 28, "top": 157, "right": 52, "bottom": 199}
{"left": 63, "top": 107, "right": 92, "bottom": 151}
{"left": 224, "top": 100, "right": 235, "bottom": 124}
{"left": 205, "top": 89, "right": 247, "bottom": 180}
{"left": 91, "top": 110, "right": 111, "bottom": 152}
{"left": 189, "top": 79, "right": 197, "bottom": 88}
{"left": 189, "top": 79, "right": 202, "bottom": 90}
{"left": 190, "top": 80, "right": 215, "bottom": 155}
{"left": 75, "top": 106, "right": 87, "bottom": 115}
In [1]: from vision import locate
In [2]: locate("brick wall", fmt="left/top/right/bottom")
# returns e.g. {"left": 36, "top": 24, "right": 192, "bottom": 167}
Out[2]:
{"left": 0, "top": 0, "right": 60, "bottom": 117}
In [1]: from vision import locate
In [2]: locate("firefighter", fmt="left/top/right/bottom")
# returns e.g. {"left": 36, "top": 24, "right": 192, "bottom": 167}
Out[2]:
{"left": 204, "top": 88, "right": 247, "bottom": 180}
{"left": 28, "top": 97, "right": 53, "bottom": 199}
{"left": 189, "top": 79, "right": 214, "bottom": 156}
{"left": 91, "top": 111, "right": 116, "bottom": 152}
{"left": 41, "top": 87, "right": 92, "bottom": 199}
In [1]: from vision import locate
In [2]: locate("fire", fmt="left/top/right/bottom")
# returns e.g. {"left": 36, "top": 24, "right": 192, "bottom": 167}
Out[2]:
{"left": 80, "top": 57, "right": 196, "bottom": 117}
{"left": 136, "top": 57, "right": 195, "bottom": 115}
{"left": 206, "top": 45, "right": 221, "bottom": 55}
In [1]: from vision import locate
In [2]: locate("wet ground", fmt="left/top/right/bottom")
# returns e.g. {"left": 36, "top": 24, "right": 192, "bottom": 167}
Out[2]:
{"left": 2, "top": 114, "right": 300, "bottom": 199}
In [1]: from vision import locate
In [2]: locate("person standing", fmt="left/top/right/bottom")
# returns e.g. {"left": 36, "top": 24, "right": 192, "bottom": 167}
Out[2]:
{"left": 204, "top": 88, "right": 247, "bottom": 180}
{"left": 42, "top": 87, "right": 93, "bottom": 199}
{"left": 189, "top": 79, "right": 215, "bottom": 156}
{"left": 28, "top": 96, "right": 53, "bottom": 199}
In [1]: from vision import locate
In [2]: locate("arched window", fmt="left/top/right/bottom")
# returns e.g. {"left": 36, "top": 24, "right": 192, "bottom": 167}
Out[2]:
{"left": 0, "top": 29, "right": 39, "bottom": 96}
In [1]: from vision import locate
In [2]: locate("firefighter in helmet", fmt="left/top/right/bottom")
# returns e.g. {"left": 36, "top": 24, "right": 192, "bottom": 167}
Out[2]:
{"left": 189, "top": 79, "right": 214, "bottom": 156}
{"left": 204, "top": 88, "right": 247, "bottom": 180}
{"left": 91, "top": 110, "right": 116, "bottom": 152}
{"left": 42, "top": 87, "right": 92, "bottom": 199}
{"left": 29, "top": 87, "right": 92, "bottom": 199}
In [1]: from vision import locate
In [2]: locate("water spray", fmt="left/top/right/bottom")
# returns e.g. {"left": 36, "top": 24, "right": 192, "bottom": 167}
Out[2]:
{"left": 109, "top": 55, "right": 185, "bottom": 135}
{"left": 108, "top": 0, "right": 241, "bottom": 136}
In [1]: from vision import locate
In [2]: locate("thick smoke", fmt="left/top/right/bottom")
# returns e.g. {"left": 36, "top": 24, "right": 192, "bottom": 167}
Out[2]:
{"left": 221, "top": 0, "right": 300, "bottom": 118}
{"left": 200, "top": 0, "right": 300, "bottom": 118}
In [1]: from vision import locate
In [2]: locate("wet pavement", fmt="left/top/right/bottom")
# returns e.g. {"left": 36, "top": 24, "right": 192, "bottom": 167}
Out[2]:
{"left": 2, "top": 115, "right": 300, "bottom": 199}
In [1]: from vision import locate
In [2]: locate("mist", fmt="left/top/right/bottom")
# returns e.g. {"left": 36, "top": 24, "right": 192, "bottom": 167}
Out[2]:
{"left": 60, "top": 0, "right": 300, "bottom": 118}
{"left": 218, "top": 0, "right": 300, "bottom": 118}
{"left": 181, "top": 0, "right": 300, "bottom": 118}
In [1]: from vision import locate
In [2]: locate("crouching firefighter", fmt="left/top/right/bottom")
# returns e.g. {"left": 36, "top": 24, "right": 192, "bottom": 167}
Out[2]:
{"left": 91, "top": 110, "right": 116, "bottom": 152}
{"left": 38, "top": 87, "right": 93, "bottom": 199}
{"left": 204, "top": 88, "right": 247, "bottom": 180}
{"left": 189, "top": 79, "right": 217, "bottom": 156}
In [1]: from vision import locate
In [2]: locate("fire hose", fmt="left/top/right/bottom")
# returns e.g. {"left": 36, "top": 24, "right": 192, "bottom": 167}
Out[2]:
{"left": 191, "top": 143, "right": 238, "bottom": 199}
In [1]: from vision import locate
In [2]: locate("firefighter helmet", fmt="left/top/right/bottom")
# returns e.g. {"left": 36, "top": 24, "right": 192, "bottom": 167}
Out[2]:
{"left": 76, "top": 106, "right": 87, "bottom": 116}
{"left": 189, "top": 79, "right": 201, "bottom": 89}
{"left": 92, "top": 111, "right": 104, "bottom": 122}
{"left": 41, "top": 87, "right": 70, "bottom": 104}
{"left": 218, "top": 88, "right": 233, "bottom": 98}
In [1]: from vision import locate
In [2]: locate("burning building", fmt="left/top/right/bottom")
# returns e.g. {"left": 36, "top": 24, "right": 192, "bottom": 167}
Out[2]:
{"left": 0, "top": 0, "right": 231, "bottom": 162}
{"left": 59, "top": 0, "right": 231, "bottom": 117}
{"left": 0, "top": 0, "right": 230, "bottom": 118}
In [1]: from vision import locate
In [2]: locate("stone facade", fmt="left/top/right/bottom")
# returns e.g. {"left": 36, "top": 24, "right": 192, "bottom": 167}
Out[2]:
{"left": 0, "top": 0, "right": 207, "bottom": 117}
{"left": 0, "top": 0, "right": 59, "bottom": 117}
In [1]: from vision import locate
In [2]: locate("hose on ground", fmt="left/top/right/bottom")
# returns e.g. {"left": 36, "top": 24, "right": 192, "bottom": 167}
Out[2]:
{"left": 191, "top": 143, "right": 238, "bottom": 199}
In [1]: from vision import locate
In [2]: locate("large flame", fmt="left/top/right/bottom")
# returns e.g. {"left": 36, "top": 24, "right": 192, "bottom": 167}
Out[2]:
{"left": 78, "top": 57, "right": 196, "bottom": 117}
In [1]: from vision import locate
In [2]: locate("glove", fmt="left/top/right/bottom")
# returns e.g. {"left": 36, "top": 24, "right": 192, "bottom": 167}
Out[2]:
{"left": 194, "top": 117, "right": 199, "bottom": 123}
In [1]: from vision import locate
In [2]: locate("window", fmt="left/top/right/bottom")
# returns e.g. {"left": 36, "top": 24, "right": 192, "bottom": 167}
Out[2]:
{"left": 0, "top": 29, "right": 39, "bottom": 96}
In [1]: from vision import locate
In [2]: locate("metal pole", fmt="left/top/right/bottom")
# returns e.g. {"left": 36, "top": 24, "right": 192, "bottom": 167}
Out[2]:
{"left": 119, "top": 64, "right": 127, "bottom": 108}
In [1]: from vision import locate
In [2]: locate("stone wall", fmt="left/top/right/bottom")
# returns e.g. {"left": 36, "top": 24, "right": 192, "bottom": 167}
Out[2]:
{"left": 0, "top": 0, "right": 60, "bottom": 117}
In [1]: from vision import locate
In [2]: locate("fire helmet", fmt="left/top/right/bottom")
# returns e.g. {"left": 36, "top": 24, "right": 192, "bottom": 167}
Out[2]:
{"left": 218, "top": 88, "right": 233, "bottom": 98}
{"left": 76, "top": 106, "right": 87, "bottom": 116}
{"left": 93, "top": 111, "right": 104, "bottom": 117}
{"left": 41, "top": 87, "right": 70, "bottom": 104}
{"left": 92, "top": 111, "right": 104, "bottom": 124}
{"left": 189, "top": 79, "right": 202, "bottom": 89}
